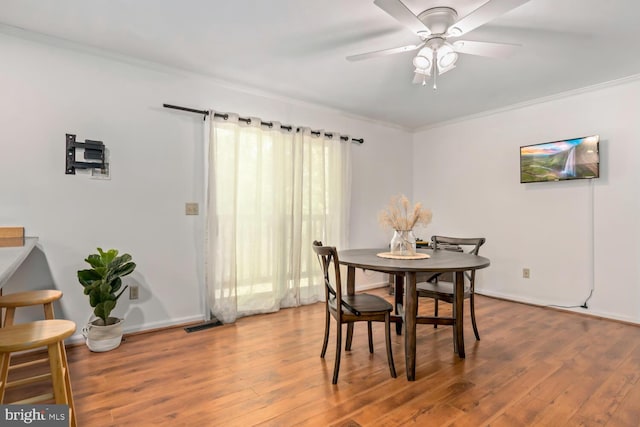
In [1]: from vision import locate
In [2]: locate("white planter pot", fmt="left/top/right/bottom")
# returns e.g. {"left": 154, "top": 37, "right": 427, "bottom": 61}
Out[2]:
{"left": 82, "top": 317, "right": 124, "bottom": 352}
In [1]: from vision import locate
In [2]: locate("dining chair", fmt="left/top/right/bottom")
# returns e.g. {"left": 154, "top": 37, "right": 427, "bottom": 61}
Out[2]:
{"left": 417, "top": 236, "right": 486, "bottom": 340}
{"left": 312, "top": 241, "right": 396, "bottom": 384}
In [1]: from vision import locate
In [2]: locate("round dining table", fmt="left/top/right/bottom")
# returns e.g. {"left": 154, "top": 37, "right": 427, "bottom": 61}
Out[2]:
{"left": 338, "top": 248, "right": 490, "bottom": 381}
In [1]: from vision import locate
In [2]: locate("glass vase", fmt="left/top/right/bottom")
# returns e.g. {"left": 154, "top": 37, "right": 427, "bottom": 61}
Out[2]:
{"left": 390, "top": 230, "right": 417, "bottom": 256}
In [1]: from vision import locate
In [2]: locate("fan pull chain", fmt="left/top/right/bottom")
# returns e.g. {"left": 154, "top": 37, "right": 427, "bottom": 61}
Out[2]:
{"left": 432, "top": 49, "right": 438, "bottom": 90}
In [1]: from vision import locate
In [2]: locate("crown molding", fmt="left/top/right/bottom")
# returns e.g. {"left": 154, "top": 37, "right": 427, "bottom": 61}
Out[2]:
{"left": 0, "top": 23, "right": 409, "bottom": 134}
{"left": 414, "top": 73, "right": 640, "bottom": 132}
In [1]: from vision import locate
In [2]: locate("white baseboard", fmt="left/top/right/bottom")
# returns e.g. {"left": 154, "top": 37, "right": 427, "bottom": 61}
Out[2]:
{"left": 355, "top": 281, "right": 388, "bottom": 291}
{"left": 68, "top": 314, "right": 204, "bottom": 345}
{"left": 476, "top": 289, "right": 640, "bottom": 325}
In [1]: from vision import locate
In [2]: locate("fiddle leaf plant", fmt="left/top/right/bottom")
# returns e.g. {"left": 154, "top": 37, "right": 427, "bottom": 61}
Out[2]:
{"left": 77, "top": 248, "right": 136, "bottom": 326}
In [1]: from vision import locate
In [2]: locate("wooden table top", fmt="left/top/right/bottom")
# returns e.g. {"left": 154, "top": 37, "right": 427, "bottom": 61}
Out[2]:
{"left": 338, "top": 248, "right": 490, "bottom": 273}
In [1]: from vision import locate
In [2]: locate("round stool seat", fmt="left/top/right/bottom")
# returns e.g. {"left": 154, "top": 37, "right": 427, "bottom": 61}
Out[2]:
{"left": 0, "top": 290, "right": 63, "bottom": 308}
{"left": 0, "top": 319, "right": 77, "bottom": 425}
{"left": 0, "top": 320, "right": 76, "bottom": 352}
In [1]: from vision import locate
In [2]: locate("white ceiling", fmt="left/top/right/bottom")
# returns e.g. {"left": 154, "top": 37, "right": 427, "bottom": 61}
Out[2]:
{"left": 2, "top": 0, "right": 640, "bottom": 130}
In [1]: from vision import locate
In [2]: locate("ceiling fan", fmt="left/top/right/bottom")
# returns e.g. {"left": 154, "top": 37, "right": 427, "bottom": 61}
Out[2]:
{"left": 347, "top": 0, "right": 531, "bottom": 89}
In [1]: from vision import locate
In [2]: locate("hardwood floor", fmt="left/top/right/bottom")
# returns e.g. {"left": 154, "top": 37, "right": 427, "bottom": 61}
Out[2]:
{"left": 7, "top": 288, "right": 640, "bottom": 426}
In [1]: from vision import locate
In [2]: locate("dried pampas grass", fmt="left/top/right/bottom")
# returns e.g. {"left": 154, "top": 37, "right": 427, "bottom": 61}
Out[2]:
{"left": 378, "top": 194, "right": 432, "bottom": 231}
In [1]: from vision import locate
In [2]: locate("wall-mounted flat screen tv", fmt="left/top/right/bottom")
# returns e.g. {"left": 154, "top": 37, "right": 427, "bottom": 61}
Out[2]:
{"left": 520, "top": 135, "right": 599, "bottom": 183}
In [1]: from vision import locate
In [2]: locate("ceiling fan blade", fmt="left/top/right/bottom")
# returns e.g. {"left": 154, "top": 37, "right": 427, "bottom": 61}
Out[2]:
{"left": 454, "top": 40, "right": 520, "bottom": 58}
{"left": 347, "top": 43, "right": 424, "bottom": 62}
{"left": 449, "top": 0, "right": 530, "bottom": 36}
{"left": 374, "top": 0, "right": 430, "bottom": 36}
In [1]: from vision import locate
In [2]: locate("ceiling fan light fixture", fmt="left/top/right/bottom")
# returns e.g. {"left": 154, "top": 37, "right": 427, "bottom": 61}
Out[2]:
{"left": 358, "top": 0, "right": 530, "bottom": 89}
{"left": 438, "top": 50, "right": 458, "bottom": 69}
{"left": 412, "top": 55, "right": 431, "bottom": 69}
{"left": 436, "top": 43, "right": 458, "bottom": 69}
{"left": 436, "top": 43, "right": 453, "bottom": 57}
{"left": 414, "top": 67, "right": 431, "bottom": 77}
{"left": 417, "top": 46, "right": 433, "bottom": 57}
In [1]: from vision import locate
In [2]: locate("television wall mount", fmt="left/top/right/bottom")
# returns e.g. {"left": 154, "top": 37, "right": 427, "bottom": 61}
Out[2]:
{"left": 65, "top": 133, "right": 106, "bottom": 174}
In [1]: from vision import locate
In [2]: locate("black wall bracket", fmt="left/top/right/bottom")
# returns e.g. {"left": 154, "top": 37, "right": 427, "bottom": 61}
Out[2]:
{"left": 65, "top": 133, "right": 106, "bottom": 175}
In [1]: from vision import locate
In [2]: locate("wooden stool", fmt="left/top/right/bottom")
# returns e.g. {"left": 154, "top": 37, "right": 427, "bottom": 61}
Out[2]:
{"left": 0, "top": 319, "right": 77, "bottom": 427}
{"left": 0, "top": 289, "right": 63, "bottom": 327}
{"left": 0, "top": 290, "right": 64, "bottom": 392}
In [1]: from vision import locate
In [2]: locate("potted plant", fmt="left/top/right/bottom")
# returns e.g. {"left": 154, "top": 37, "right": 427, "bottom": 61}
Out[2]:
{"left": 78, "top": 248, "right": 136, "bottom": 352}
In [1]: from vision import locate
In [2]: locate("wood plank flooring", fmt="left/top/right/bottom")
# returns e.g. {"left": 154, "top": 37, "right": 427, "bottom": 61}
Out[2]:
{"left": 6, "top": 288, "right": 640, "bottom": 426}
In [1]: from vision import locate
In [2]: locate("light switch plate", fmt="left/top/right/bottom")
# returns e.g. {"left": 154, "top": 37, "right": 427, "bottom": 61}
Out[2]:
{"left": 185, "top": 202, "right": 199, "bottom": 215}
{"left": 129, "top": 285, "right": 139, "bottom": 300}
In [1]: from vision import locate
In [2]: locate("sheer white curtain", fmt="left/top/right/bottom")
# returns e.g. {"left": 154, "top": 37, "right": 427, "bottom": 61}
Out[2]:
{"left": 206, "top": 113, "right": 351, "bottom": 323}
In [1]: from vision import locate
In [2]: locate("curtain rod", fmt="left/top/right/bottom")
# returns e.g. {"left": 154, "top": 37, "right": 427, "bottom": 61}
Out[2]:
{"left": 163, "top": 103, "right": 364, "bottom": 144}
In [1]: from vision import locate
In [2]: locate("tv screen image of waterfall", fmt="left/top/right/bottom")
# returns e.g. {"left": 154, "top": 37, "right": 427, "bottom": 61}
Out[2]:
{"left": 520, "top": 135, "right": 599, "bottom": 183}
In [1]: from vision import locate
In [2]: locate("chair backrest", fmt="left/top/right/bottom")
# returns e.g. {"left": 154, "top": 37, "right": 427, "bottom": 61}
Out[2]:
{"left": 312, "top": 241, "right": 343, "bottom": 312}
{"left": 431, "top": 236, "right": 485, "bottom": 255}
{"left": 431, "top": 236, "right": 486, "bottom": 286}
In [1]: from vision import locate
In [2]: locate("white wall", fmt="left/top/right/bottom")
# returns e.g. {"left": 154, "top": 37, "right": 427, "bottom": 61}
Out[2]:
{"left": 0, "top": 31, "right": 412, "bottom": 340}
{"left": 5, "top": 26, "right": 636, "bottom": 338}
{"left": 413, "top": 78, "right": 640, "bottom": 323}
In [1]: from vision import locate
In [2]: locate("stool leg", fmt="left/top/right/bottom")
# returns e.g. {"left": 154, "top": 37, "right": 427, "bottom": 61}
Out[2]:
{"left": 48, "top": 341, "right": 78, "bottom": 427}
{"left": 2, "top": 307, "right": 16, "bottom": 328}
{"left": 44, "top": 301, "right": 56, "bottom": 320}
{"left": 0, "top": 308, "right": 14, "bottom": 403}
{"left": 60, "top": 342, "right": 77, "bottom": 427}
{"left": 0, "top": 350, "right": 10, "bottom": 403}
{"left": 48, "top": 342, "right": 68, "bottom": 405}
{"left": 48, "top": 341, "right": 77, "bottom": 427}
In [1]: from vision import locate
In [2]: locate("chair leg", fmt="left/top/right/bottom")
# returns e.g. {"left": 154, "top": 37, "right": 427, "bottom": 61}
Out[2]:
{"left": 394, "top": 275, "right": 403, "bottom": 335}
{"left": 367, "top": 321, "right": 373, "bottom": 354}
{"left": 384, "top": 312, "right": 396, "bottom": 378}
{"left": 345, "top": 322, "right": 354, "bottom": 351}
{"left": 333, "top": 323, "right": 342, "bottom": 384}
{"left": 321, "top": 307, "right": 330, "bottom": 358}
{"left": 470, "top": 293, "right": 480, "bottom": 341}
{"left": 434, "top": 298, "right": 439, "bottom": 328}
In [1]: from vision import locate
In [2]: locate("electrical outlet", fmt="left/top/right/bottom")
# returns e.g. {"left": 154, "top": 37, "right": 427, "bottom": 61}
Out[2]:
{"left": 185, "top": 202, "right": 199, "bottom": 215}
{"left": 129, "top": 285, "right": 139, "bottom": 300}
{"left": 522, "top": 268, "right": 530, "bottom": 279}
